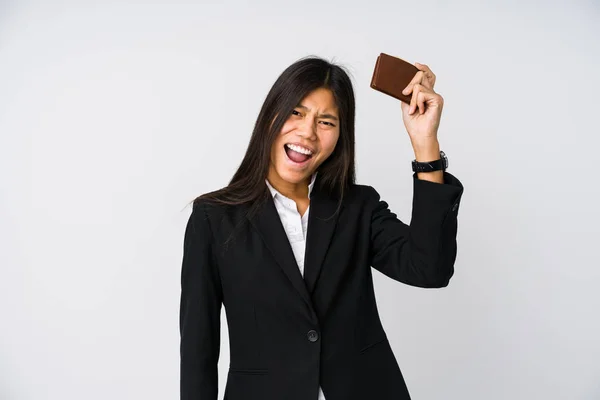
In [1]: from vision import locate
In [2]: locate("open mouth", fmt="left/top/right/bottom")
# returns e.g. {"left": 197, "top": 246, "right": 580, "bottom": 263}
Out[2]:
{"left": 284, "top": 143, "right": 314, "bottom": 164}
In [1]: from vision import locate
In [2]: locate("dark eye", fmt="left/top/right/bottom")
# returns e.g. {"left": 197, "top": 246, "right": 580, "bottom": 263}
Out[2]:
{"left": 291, "top": 110, "right": 301, "bottom": 116}
{"left": 320, "top": 121, "right": 335, "bottom": 127}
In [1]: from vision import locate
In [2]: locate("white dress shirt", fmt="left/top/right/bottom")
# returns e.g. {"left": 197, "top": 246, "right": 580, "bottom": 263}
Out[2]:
{"left": 265, "top": 173, "right": 327, "bottom": 400}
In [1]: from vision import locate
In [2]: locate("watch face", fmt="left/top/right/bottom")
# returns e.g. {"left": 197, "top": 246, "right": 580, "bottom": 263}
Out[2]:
{"left": 439, "top": 151, "right": 448, "bottom": 169}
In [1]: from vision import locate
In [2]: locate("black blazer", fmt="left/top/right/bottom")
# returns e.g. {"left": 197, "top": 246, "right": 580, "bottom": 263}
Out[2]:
{"left": 180, "top": 172, "right": 464, "bottom": 400}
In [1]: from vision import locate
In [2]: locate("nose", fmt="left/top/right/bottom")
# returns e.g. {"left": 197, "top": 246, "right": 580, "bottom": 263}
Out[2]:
{"left": 297, "top": 117, "right": 317, "bottom": 140}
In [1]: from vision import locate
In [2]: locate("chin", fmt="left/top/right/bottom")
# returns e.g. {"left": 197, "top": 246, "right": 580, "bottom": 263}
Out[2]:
{"left": 277, "top": 167, "right": 312, "bottom": 184}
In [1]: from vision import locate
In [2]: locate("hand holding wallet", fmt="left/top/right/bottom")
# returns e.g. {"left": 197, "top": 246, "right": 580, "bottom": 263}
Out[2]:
{"left": 370, "top": 53, "right": 420, "bottom": 104}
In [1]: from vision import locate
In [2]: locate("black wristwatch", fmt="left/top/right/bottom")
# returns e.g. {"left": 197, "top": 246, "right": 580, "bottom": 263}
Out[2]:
{"left": 412, "top": 150, "right": 448, "bottom": 172}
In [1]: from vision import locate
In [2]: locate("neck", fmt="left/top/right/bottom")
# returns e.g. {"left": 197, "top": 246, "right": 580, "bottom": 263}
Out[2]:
{"left": 267, "top": 168, "right": 311, "bottom": 202}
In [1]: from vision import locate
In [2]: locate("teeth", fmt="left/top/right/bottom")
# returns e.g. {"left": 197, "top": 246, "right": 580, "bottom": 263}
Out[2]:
{"left": 286, "top": 144, "right": 313, "bottom": 155}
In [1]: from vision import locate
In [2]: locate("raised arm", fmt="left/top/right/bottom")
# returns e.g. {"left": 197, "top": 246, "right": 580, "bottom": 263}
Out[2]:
{"left": 369, "top": 172, "right": 464, "bottom": 288}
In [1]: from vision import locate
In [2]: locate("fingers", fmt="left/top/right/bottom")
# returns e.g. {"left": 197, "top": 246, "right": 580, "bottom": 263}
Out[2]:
{"left": 415, "top": 62, "right": 436, "bottom": 89}
{"left": 408, "top": 83, "right": 427, "bottom": 114}
{"left": 417, "top": 91, "right": 426, "bottom": 115}
{"left": 408, "top": 84, "right": 418, "bottom": 114}
{"left": 402, "top": 71, "right": 424, "bottom": 97}
{"left": 406, "top": 84, "right": 442, "bottom": 115}
{"left": 400, "top": 62, "right": 439, "bottom": 115}
{"left": 402, "top": 63, "right": 436, "bottom": 97}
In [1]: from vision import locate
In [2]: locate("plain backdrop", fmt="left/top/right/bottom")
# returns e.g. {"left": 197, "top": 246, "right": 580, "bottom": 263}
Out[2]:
{"left": 1, "top": 1, "right": 599, "bottom": 399}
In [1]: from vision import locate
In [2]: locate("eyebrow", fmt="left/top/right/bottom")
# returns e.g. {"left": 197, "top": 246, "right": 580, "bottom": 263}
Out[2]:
{"left": 296, "top": 104, "right": 339, "bottom": 121}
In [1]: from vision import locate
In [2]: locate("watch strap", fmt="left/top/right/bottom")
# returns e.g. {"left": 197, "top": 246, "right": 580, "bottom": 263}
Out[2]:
{"left": 412, "top": 150, "right": 448, "bottom": 172}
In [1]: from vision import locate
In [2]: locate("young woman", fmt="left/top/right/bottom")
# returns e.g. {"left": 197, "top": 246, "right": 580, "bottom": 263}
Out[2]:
{"left": 180, "top": 56, "right": 464, "bottom": 400}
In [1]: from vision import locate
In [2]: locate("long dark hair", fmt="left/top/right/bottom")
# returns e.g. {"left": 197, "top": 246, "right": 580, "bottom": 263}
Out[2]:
{"left": 190, "top": 55, "right": 356, "bottom": 217}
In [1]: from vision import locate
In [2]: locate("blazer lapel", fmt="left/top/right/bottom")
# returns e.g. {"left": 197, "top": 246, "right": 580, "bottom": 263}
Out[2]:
{"left": 247, "top": 192, "right": 312, "bottom": 308}
{"left": 303, "top": 179, "right": 341, "bottom": 294}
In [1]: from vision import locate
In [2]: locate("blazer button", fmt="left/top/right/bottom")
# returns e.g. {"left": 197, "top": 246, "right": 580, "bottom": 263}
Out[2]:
{"left": 307, "top": 330, "right": 319, "bottom": 342}
{"left": 452, "top": 203, "right": 459, "bottom": 212}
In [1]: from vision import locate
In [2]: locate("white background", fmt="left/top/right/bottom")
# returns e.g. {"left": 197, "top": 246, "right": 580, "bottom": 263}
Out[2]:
{"left": 1, "top": 1, "right": 599, "bottom": 399}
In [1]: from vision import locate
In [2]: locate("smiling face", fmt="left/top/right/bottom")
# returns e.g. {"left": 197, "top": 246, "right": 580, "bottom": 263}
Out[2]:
{"left": 267, "top": 87, "right": 340, "bottom": 192}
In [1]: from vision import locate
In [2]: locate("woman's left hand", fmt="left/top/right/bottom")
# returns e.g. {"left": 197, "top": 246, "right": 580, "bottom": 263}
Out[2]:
{"left": 400, "top": 62, "right": 444, "bottom": 147}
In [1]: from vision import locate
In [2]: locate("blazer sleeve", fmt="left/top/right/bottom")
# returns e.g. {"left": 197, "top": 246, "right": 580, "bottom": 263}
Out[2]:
{"left": 180, "top": 201, "right": 223, "bottom": 400}
{"left": 369, "top": 171, "right": 464, "bottom": 288}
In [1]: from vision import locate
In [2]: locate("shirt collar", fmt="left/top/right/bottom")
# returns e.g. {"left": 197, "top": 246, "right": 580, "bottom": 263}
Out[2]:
{"left": 265, "top": 172, "right": 317, "bottom": 199}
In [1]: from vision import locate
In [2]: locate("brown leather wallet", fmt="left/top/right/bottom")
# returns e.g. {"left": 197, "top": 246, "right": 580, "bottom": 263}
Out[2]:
{"left": 370, "top": 53, "right": 420, "bottom": 104}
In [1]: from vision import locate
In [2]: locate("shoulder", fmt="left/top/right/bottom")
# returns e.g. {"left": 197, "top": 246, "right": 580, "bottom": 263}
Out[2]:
{"left": 191, "top": 195, "right": 242, "bottom": 220}
{"left": 341, "top": 183, "right": 382, "bottom": 211}
{"left": 346, "top": 183, "right": 380, "bottom": 201}
{"left": 191, "top": 191, "right": 258, "bottom": 228}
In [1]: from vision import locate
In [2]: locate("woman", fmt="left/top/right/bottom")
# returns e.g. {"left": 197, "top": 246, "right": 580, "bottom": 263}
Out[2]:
{"left": 180, "top": 55, "right": 464, "bottom": 400}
